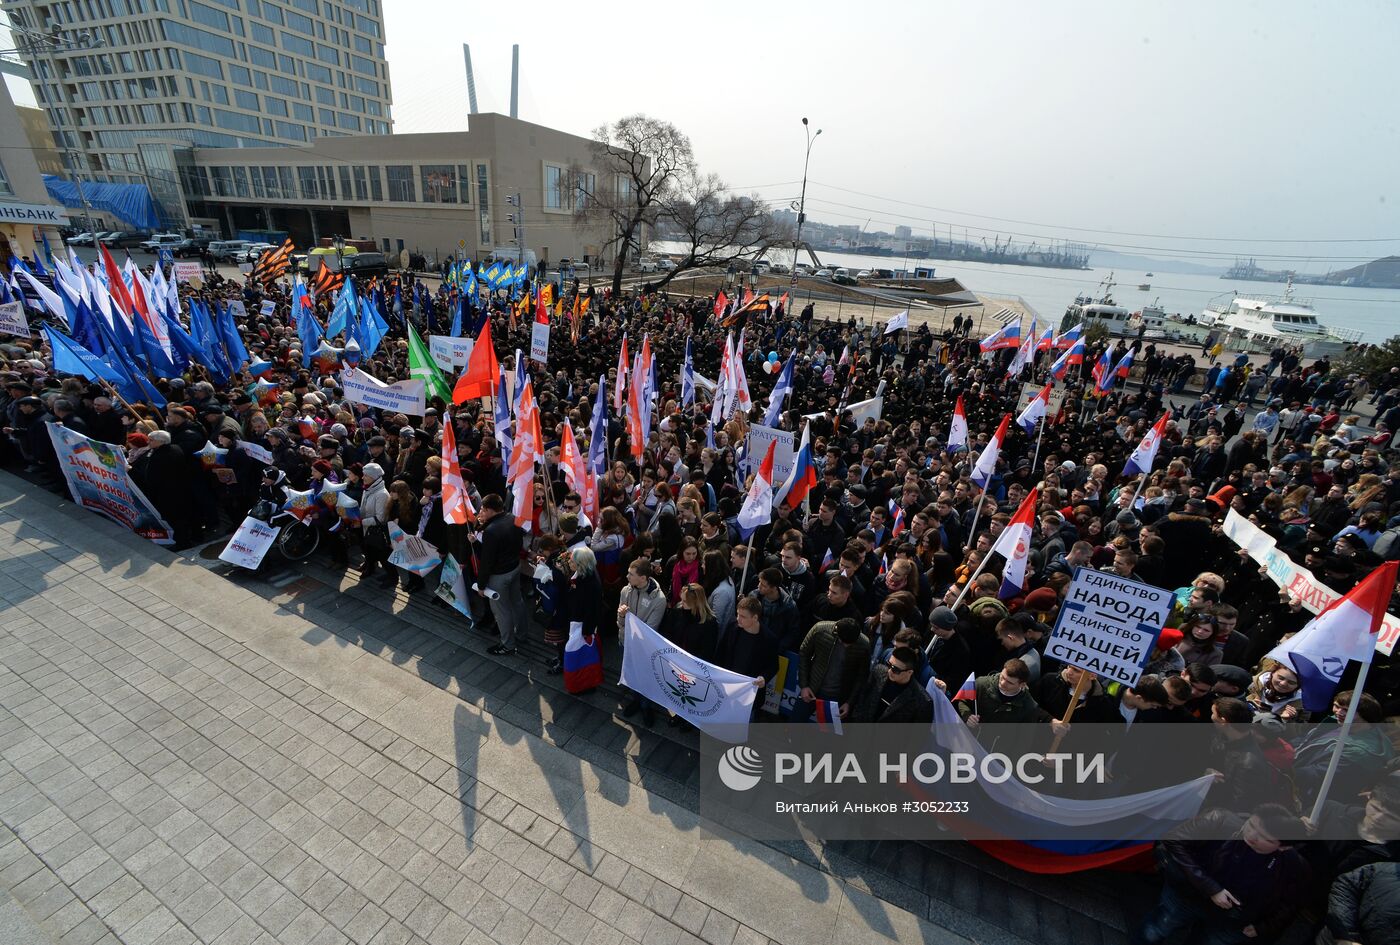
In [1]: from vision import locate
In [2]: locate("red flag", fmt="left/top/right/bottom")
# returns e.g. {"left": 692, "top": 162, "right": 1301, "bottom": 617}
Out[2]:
{"left": 453, "top": 321, "right": 499, "bottom": 403}
{"left": 99, "top": 243, "right": 135, "bottom": 319}
{"left": 713, "top": 291, "right": 729, "bottom": 318}
{"left": 507, "top": 376, "right": 541, "bottom": 531}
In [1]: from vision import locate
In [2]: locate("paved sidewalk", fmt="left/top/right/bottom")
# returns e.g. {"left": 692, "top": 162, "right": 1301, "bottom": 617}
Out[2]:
{"left": 0, "top": 476, "right": 988, "bottom": 945}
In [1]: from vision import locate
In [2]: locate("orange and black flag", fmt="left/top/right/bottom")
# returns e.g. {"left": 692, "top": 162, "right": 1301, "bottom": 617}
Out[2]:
{"left": 311, "top": 259, "right": 344, "bottom": 298}
{"left": 251, "top": 238, "right": 295, "bottom": 285}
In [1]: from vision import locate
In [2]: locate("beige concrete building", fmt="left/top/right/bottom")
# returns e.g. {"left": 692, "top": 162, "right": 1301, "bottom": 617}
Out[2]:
{"left": 0, "top": 78, "right": 67, "bottom": 261}
{"left": 181, "top": 112, "right": 635, "bottom": 267}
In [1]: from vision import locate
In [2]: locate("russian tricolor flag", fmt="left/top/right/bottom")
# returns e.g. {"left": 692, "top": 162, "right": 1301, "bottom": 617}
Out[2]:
{"left": 952, "top": 672, "right": 977, "bottom": 701}
{"left": 1114, "top": 348, "right": 1135, "bottom": 379}
{"left": 979, "top": 318, "right": 1022, "bottom": 352}
{"left": 1036, "top": 326, "right": 1056, "bottom": 352}
{"left": 1050, "top": 339, "right": 1085, "bottom": 381}
{"left": 947, "top": 395, "right": 968, "bottom": 453}
{"left": 563, "top": 624, "right": 604, "bottom": 694}
{"left": 814, "top": 700, "right": 844, "bottom": 734}
{"left": 1122, "top": 411, "right": 1171, "bottom": 478}
{"left": 774, "top": 423, "right": 817, "bottom": 511}
{"left": 990, "top": 488, "right": 1039, "bottom": 599}
{"left": 889, "top": 501, "right": 906, "bottom": 540}
{"left": 1266, "top": 561, "right": 1397, "bottom": 712}
{"left": 1016, "top": 382, "right": 1052, "bottom": 435}
{"left": 1092, "top": 350, "right": 1115, "bottom": 394}
{"left": 1055, "top": 323, "right": 1083, "bottom": 349}
{"left": 970, "top": 414, "right": 1011, "bottom": 490}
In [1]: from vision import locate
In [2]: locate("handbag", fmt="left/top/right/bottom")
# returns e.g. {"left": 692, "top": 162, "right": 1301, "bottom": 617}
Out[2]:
{"left": 363, "top": 522, "right": 390, "bottom": 556}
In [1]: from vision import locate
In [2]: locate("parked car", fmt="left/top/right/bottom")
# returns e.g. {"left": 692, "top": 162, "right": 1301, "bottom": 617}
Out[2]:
{"left": 656, "top": 258, "right": 676, "bottom": 271}
{"left": 172, "top": 236, "right": 215, "bottom": 258}
{"left": 208, "top": 240, "right": 251, "bottom": 262}
{"left": 855, "top": 269, "right": 873, "bottom": 280}
{"left": 768, "top": 262, "right": 790, "bottom": 274}
{"left": 100, "top": 230, "right": 152, "bottom": 248}
{"left": 637, "top": 258, "right": 659, "bottom": 273}
{"left": 65, "top": 231, "right": 100, "bottom": 246}
{"left": 140, "top": 233, "right": 184, "bottom": 252}
{"left": 339, "top": 252, "right": 388, "bottom": 279}
{"left": 832, "top": 273, "right": 858, "bottom": 286}
{"left": 240, "top": 242, "right": 277, "bottom": 263}
{"left": 813, "top": 268, "right": 833, "bottom": 277}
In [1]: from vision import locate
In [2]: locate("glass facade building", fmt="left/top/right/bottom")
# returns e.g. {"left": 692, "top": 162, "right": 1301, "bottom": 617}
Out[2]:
{"left": 1, "top": 0, "right": 392, "bottom": 225}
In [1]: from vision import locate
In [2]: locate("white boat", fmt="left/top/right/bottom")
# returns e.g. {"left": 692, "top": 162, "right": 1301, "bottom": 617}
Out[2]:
{"left": 1060, "top": 272, "right": 1137, "bottom": 337}
{"left": 1201, "top": 277, "right": 1363, "bottom": 357}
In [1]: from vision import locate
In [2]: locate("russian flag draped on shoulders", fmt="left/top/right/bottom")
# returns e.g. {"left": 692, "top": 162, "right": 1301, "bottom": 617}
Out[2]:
{"left": 1267, "top": 561, "right": 1398, "bottom": 712}
{"left": 989, "top": 489, "right": 1039, "bottom": 599}
{"left": 1122, "top": 411, "right": 1170, "bottom": 478}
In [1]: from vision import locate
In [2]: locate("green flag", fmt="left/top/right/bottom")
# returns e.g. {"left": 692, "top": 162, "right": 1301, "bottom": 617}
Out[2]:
{"left": 407, "top": 323, "right": 453, "bottom": 404}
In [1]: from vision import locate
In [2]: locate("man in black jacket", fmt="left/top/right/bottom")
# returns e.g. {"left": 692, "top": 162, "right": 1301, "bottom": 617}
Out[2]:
{"left": 849, "top": 646, "right": 933, "bottom": 723}
{"left": 478, "top": 494, "right": 529, "bottom": 656}
{"left": 1141, "top": 805, "right": 1311, "bottom": 944}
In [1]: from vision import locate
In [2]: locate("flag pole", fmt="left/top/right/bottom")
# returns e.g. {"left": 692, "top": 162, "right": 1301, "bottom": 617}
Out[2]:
{"left": 963, "top": 486, "right": 986, "bottom": 552}
{"left": 738, "top": 542, "right": 754, "bottom": 598}
{"left": 1308, "top": 659, "right": 1372, "bottom": 823}
{"left": 942, "top": 544, "right": 996, "bottom": 620}
{"left": 1030, "top": 417, "right": 1047, "bottom": 483}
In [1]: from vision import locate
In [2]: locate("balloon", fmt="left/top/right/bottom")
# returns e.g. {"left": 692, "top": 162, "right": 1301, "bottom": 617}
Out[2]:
{"left": 762, "top": 361, "right": 774, "bottom": 374}
{"left": 768, "top": 351, "right": 779, "bottom": 362}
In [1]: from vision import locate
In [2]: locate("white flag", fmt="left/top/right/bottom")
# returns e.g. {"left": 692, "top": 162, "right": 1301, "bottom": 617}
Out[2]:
{"left": 884, "top": 310, "right": 909, "bottom": 334}
{"left": 620, "top": 613, "right": 758, "bottom": 742}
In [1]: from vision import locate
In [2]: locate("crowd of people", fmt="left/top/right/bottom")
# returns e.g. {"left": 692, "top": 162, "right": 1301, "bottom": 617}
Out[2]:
{"left": 3, "top": 254, "right": 1400, "bottom": 944}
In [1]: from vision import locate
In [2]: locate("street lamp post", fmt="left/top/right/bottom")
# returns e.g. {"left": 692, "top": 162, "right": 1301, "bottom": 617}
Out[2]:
{"left": 332, "top": 234, "right": 345, "bottom": 274}
{"left": 793, "top": 117, "right": 821, "bottom": 278}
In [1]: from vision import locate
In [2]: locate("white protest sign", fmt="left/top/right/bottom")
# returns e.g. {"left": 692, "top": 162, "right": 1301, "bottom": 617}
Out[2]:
{"left": 0, "top": 301, "right": 29, "bottom": 337}
{"left": 388, "top": 522, "right": 441, "bottom": 575}
{"left": 172, "top": 260, "right": 203, "bottom": 284}
{"left": 741, "top": 424, "right": 795, "bottom": 486}
{"left": 847, "top": 394, "right": 884, "bottom": 428}
{"left": 429, "top": 335, "right": 474, "bottom": 371}
{"left": 1019, "top": 381, "right": 1066, "bottom": 417}
{"left": 218, "top": 516, "right": 278, "bottom": 569}
{"left": 435, "top": 553, "right": 473, "bottom": 618}
{"left": 1223, "top": 509, "right": 1400, "bottom": 655}
{"left": 260, "top": 300, "right": 276, "bottom": 317}
{"left": 340, "top": 368, "right": 426, "bottom": 416}
{"left": 238, "top": 262, "right": 254, "bottom": 274}
{"left": 238, "top": 441, "right": 274, "bottom": 465}
{"left": 530, "top": 319, "right": 550, "bottom": 366}
{"left": 1044, "top": 567, "right": 1173, "bottom": 688}
{"left": 228, "top": 299, "right": 247, "bottom": 320}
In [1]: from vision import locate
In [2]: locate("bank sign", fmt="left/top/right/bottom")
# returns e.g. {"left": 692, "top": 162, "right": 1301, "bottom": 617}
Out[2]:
{"left": 0, "top": 202, "right": 70, "bottom": 224}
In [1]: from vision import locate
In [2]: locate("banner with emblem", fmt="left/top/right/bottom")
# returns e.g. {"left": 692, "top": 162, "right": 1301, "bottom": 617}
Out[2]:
{"left": 46, "top": 423, "right": 174, "bottom": 544}
{"left": 620, "top": 613, "right": 758, "bottom": 742}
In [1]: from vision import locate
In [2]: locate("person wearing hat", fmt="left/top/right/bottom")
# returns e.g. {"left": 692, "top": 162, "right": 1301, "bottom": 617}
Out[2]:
{"left": 129, "top": 428, "right": 197, "bottom": 549}
{"left": 926, "top": 605, "right": 973, "bottom": 691}
{"left": 358, "top": 462, "right": 393, "bottom": 583}
{"left": 4, "top": 395, "right": 52, "bottom": 471}
{"left": 1154, "top": 497, "right": 1218, "bottom": 588}
{"left": 395, "top": 427, "right": 433, "bottom": 492}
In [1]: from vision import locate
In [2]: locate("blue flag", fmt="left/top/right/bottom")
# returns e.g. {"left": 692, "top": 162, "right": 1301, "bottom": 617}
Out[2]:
{"left": 216, "top": 301, "right": 250, "bottom": 371}
{"left": 44, "top": 325, "right": 124, "bottom": 383}
{"left": 40, "top": 232, "right": 55, "bottom": 271}
{"left": 162, "top": 309, "right": 205, "bottom": 374}
{"left": 358, "top": 296, "right": 388, "bottom": 357}
{"left": 449, "top": 296, "right": 463, "bottom": 337}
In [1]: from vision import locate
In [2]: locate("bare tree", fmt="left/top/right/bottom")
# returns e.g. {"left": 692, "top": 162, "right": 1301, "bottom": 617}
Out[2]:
{"left": 649, "top": 172, "right": 792, "bottom": 292}
{"left": 579, "top": 115, "right": 694, "bottom": 294}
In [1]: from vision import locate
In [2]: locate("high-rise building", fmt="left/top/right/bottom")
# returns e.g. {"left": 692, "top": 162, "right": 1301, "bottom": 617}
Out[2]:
{"left": 1, "top": 0, "right": 393, "bottom": 224}
{"left": 894, "top": 225, "right": 912, "bottom": 239}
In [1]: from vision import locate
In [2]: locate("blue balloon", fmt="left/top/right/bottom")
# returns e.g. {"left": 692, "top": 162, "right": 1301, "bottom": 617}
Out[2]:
{"left": 768, "top": 351, "right": 779, "bottom": 362}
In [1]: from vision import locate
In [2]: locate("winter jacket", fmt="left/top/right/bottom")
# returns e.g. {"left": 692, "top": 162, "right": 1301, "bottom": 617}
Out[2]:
{"left": 848, "top": 663, "right": 933, "bottom": 723}
{"left": 360, "top": 478, "right": 389, "bottom": 526}
{"left": 1157, "top": 810, "right": 1311, "bottom": 942}
{"left": 796, "top": 622, "right": 871, "bottom": 701}
{"left": 1154, "top": 512, "right": 1216, "bottom": 588}
{"left": 750, "top": 586, "right": 801, "bottom": 652}
{"left": 954, "top": 676, "right": 1047, "bottom": 724}
{"left": 478, "top": 512, "right": 524, "bottom": 576}
{"left": 1327, "top": 862, "right": 1400, "bottom": 945}
{"left": 618, "top": 577, "right": 667, "bottom": 638}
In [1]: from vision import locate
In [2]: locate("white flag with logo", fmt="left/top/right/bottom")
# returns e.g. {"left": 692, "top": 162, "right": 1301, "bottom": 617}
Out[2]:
{"left": 620, "top": 613, "right": 757, "bottom": 742}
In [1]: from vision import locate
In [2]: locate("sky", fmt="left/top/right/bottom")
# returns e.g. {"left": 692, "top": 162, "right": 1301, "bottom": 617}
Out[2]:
{"left": 380, "top": 0, "right": 1400, "bottom": 268}
{"left": 6, "top": 0, "right": 1397, "bottom": 268}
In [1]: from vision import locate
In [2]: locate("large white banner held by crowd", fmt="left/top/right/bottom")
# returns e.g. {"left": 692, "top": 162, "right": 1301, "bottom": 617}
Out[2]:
{"left": 1223, "top": 509, "right": 1400, "bottom": 655}
{"left": 620, "top": 613, "right": 758, "bottom": 742}
{"left": 340, "top": 368, "right": 426, "bottom": 416}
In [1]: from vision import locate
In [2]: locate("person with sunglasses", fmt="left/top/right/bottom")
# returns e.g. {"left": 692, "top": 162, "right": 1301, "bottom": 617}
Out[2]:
{"left": 847, "top": 646, "right": 932, "bottom": 724}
